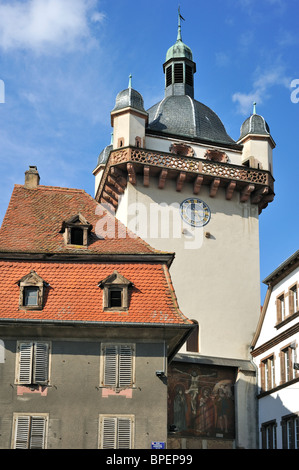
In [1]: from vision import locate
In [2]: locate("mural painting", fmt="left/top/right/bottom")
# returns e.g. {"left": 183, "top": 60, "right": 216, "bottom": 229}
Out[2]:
{"left": 168, "top": 362, "right": 236, "bottom": 439}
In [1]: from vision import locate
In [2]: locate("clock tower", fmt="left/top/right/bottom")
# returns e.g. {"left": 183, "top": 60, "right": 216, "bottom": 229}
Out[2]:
{"left": 93, "top": 13, "right": 275, "bottom": 448}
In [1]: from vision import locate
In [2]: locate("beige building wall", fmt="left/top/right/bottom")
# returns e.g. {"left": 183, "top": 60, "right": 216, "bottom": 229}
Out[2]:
{"left": 117, "top": 174, "right": 261, "bottom": 360}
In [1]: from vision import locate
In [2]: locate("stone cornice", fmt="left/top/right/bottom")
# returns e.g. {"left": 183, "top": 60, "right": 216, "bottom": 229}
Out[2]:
{"left": 95, "top": 146, "right": 275, "bottom": 214}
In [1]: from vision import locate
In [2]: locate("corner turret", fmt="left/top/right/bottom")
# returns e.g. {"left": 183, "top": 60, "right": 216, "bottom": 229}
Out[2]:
{"left": 110, "top": 75, "right": 148, "bottom": 149}
{"left": 238, "top": 102, "right": 275, "bottom": 174}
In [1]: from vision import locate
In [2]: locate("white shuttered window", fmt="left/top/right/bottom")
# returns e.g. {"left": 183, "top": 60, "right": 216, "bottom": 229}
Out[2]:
{"left": 17, "top": 341, "right": 50, "bottom": 385}
{"left": 99, "top": 415, "right": 133, "bottom": 449}
{"left": 101, "top": 344, "right": 134, "bottom": 388}
{"left": 13, "top": 414, "right": 47, "bottom": 449}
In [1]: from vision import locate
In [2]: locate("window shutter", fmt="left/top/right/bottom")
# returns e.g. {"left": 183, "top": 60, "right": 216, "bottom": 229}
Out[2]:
{"left": 104, "top": 346, "right": 117, "bottom": 387}
{"left": 18, "top": 342, "right": 33, "bottom": 384}
{"left": 33, "top": 342, "right": 49, "bottom": 384}
{"left": 119, "top": 345, "right": 132, "bottom": 387}
{"left": 117, "top": 417, "right": 131, "bottom": 449}
{"left": 30, "top": 417, "right": 46, "bottom": 449}
{"left": 15, "top": 416, "right": 30, "bottom": 448}
{"left": 102, "top": 417, "right": 116, "bottom": 449}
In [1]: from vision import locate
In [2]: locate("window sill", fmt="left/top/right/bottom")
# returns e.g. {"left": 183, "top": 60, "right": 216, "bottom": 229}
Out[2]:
{"left": 19, "top": 306, "right": 43, "bottom": 311}
{"left": 258, "top": 375, "right": 299, "bottom": 398}
{"left": 275, "top": 310, "right": 299, "bottom": 329}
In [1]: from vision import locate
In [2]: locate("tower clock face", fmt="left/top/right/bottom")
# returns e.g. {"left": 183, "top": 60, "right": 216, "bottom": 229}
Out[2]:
{"left": 180, "top": 198, "right": 211, "bottom": 227}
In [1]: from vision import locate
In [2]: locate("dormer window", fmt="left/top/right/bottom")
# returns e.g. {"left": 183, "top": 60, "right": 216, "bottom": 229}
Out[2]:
{"left": 18, "top": 271, "right": 48, "bottom": 310}
{"left": 61, "top": 213, "right": 92, "bottom": 247}
{"left": 98, "top": 271, "right": 133, "bottom": 312}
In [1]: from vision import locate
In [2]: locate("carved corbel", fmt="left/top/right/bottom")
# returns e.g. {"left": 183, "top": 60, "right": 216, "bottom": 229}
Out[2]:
{"left": 193, "top": 175, "right": 203, "bottom": 195}
{"left": 210, "top": 178, "right": 220, "bottom": 198}
{"left": 226, "top": 181, "right": 236, "bottom": 200}
{"left": 176, "top": 172, "right": 186, "bottom": 192}
{"left": 240, "top": 184, "right": 255, "bottom": 202}
{"left": 158, "top": 169, "right": 168, "bottom": 189}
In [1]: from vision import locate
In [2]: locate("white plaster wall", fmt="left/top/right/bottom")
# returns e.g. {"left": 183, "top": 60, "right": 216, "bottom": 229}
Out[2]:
{"left": 257, "top": 380, "right": 299, "bottom": 449}
{"left": 94, "top": 167, "right": 104, "bottom": 196}
{"left": 113, "top": 113, "right": 146, "bottom": 148}
{"left": 255, "top": 267, "right": 299, "bottom": 348}
{"left": 241, "top": 138, "right": 273, "bottom": 172}
{"left": 116, "top": 175, "right": 261, "bottom": 360}
{"left": 145, "top": 136, "right": 243, "bottom": 165}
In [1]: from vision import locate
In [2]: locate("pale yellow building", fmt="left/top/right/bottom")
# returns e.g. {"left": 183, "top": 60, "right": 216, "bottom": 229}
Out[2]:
{"left": 93, "top": 17, "right": 275, "bottom": 449}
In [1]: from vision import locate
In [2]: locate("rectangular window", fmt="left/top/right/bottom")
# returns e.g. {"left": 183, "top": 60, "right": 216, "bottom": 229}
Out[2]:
{"left": 185, "top": 64, "right": 193, "bottom": 86}
{"left": 99, "top": 415, "right": 134, "bottom": 449}
{"left": 12, "top": 414, "right": 47, "bottom": 449}
{"left": 281, "top": 345, "right": 296, "bottom": 383}
{"left": 23, "top": 287, "right": 39, "bottom": 306}
{"left": 174, "top": 63, "right": 183, "bottom": 83}
{"left": 101, "top": 344, "right": 134, "bottom": 389}
{"left": 16, "top": 341, "right": 50, "bottom": 385}
{"left": 166, "top": 65, "right": 172, "bottom": 87}
{"left": 289, "top": 284, "right": 298, "bottom": 315}
{"left": 109, "top": 289, "right": 122, "bottom": 308}
{"left": 261, "top": 355, "right": 275, "bottom": 391}
{"left": 277, "top": 293, "right": 285, "bottom": 322}
{"left": 261, "top": 420, "right": 277, "bottom": 449}
{"left": 282, "top": 414, "right": 299, "bottom": 449}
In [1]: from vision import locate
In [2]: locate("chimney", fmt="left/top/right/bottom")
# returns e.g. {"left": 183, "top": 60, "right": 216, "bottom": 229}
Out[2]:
{"left": 25, "top": 166, "right": 40, "bottom": 188}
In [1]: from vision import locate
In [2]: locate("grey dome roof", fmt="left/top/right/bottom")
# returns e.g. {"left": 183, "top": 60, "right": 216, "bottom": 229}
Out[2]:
{"left": 146, "top": 95, "right": 235, "bottom": 145}
{"left": 97, "top": 144, "right": 112, "bottom": 166}
{"left": 112, "top": 87, "right": 146, "bottom": 113}
{"left": 239, "top": 113, "right": 270, "bottom": 140}
{"left": 166, "top": 38, "right": 193, "bottom": 62}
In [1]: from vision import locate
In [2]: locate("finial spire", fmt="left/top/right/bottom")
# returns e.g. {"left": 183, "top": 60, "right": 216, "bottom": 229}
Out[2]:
{"left": 177, "top": 6, "right": 185, "bottom": 41}
{"left": 253, "top": 101, "right": 257, "bottom": 115}
{"left": 128, "top": 74, "right": 132, "bottom": 88}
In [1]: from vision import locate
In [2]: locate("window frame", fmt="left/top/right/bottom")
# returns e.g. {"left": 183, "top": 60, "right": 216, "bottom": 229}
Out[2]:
{"left": 15, "top": 341, "right": 51, "bottom": 386}
{"left": 261, "top": 420, "right": 277, "bottom": 449}
{"left": 61, "top": 214, "right": 92, "bottom": 248}
{"left": 12, "top": 413, "right": 48, "bottom": 449}
{"left": 98, "top": 414, "right": 134, "bottom": 449}
{"left": 18, "top": 271, "right": 46, "bottom": 311}
{"left": 99, "top": 271, "right": 133, "bottom": 312}
{"left": 288, "top": 283, "right": 298, "bottom": 316}
{"left": 276, "top": 292, "right": 285, "bottom": 323}
{"left": 260, "top": 354, "right": 275, "bottom": 392}
{"left": 281, "top": 413, "right": 299, "bottom": 449}
{"left": 100, "top": 343, "right": 135, "bottom": 390}
{"left": 280, "top": 343, "right": 296, "bottom": 384}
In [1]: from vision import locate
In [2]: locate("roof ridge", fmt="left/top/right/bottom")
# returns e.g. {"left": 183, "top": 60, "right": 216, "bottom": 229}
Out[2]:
{"left": 15, "top": 184, "right": 87, "bottom": 194}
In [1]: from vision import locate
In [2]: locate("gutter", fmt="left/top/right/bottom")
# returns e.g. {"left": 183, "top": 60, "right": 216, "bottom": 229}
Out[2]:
{"left": 0, "top": 251, "right": 175, "bottom": 268}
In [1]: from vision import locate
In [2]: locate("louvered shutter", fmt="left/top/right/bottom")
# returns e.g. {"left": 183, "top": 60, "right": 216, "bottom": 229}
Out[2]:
{"left": 117, "top": 417, "right": 132, "bottom": 449}
{"left": 18, "top": 342, "right": 33, "bottom": 384}
{"left": 33, "top": 342, "right": 49, "bottom": 384}
{"left": 102, "top": 417, "right": 116, "bottom": 449}
{"left": 30, "top": 417, "right": 46, "bottom": 449}
{"left": 15, "top": 416, "right": 30, "bottom": 448}
{"left": 119, "top": 345, "right": 133, "bottom": 387}
{"left": 104, "top": 346, "right": 117, "bottom": 387}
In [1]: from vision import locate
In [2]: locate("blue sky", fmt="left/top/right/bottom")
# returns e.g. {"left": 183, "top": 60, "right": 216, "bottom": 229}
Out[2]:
{"left": 0, "top": 0, "right": 298, "bottom": 300}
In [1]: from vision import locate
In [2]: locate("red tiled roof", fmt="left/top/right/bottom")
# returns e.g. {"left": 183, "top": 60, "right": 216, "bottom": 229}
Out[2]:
{"left": 0, "top": 260, "right": 191, "bottom": 325}
{"left": 0, "top": 185, "right": 162, "bottom": 255}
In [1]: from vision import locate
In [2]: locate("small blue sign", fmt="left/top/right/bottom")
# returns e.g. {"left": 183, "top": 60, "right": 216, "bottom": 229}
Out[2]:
{"left": 151, "top": 441, "right": 166, "bottom": 449}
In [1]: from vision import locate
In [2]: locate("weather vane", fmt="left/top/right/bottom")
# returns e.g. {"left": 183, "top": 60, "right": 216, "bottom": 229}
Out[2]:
{"left": 177, "top": 6, "right": 185, "bottom": 41}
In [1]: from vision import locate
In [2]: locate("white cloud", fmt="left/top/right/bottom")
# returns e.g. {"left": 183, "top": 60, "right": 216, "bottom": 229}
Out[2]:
{"left": 232, "top": 65, "right": 291, "bottom": 115}
{"left": 0, "top": 0, "right": 104, "bottom": 53}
